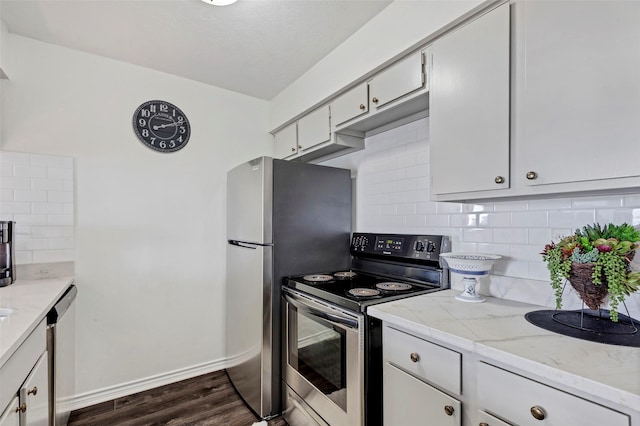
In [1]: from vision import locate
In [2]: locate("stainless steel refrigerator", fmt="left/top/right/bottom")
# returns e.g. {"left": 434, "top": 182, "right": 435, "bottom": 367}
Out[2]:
{"left": 226, "top": 156, "right": 352, "bottom": 420}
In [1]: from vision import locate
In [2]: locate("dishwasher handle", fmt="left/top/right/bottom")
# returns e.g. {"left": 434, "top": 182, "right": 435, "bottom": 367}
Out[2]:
{"left": 47, "top": 284, "right": 77, "bottom": 325}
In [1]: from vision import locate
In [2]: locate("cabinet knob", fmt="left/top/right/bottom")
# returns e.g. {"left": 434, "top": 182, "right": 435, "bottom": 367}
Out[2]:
{"left": 479, "top": 423, "right": 489, "bottom": 426}
{"left": 494, "top": 176, "right": 505, "bottom": 184}
{"left": 15, "top": 403, "right": 27, "bottom": 413}
{"left": 410, "top": 352, "right": 420, "bottom": 363}
{"left": 526, "top": 171, "right": 538, "bottom": 180}
{"left": 444, "top": 405, "right": 455, "bottom": 416}
{"left": 27, "top": 386, "right": 38, "bottom": 396}
{"left": 291, "top": 147, "right": 295, "bottom": 152}
{"left": 359, "top": 104, "right": 366, "bottom": 110}
{"left": 372, "top": 97, "right": 379, "bottom": 104}
{"left": 530, "top": 405, "right": 546, "bottom": 420}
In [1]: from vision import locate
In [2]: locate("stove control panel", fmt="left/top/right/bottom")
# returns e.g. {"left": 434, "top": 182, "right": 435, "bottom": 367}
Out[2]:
{"left": 351, "top": 233, "right": 450, "bottom": 262}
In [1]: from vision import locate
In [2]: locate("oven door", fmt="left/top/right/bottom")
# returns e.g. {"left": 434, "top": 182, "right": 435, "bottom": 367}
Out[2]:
{"left": 283, "top": 288, "right": 364, "bottom": 426}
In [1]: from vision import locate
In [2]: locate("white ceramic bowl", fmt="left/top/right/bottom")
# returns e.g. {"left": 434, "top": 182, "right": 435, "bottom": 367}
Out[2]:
{"left": 440, "top": 252, "right": 501, "bottom": 276}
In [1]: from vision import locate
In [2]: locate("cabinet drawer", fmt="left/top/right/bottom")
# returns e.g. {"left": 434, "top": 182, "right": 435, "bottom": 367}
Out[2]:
{"left": 383, "top": 326, "right": 461, "bottom": 394}
{"left": 384, "top": 362, "right": 461, "bottom": 426}
{"left": 477, "top": 362, "right": 629, "bottom": 426}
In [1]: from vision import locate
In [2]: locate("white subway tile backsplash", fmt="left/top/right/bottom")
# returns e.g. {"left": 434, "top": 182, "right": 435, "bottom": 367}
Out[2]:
{"left": 320, "top": 117, "right": 640, "bottom": 309}
{"left": 0, "top": 151, "right": 75, "bottom": 265}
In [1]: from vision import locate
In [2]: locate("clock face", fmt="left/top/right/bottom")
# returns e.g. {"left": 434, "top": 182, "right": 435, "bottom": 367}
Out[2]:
{"left": 132, "top": 100, "right": 191, "bottom": 153}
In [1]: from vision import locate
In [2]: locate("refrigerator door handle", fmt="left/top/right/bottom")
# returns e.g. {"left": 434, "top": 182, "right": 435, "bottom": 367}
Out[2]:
{"left": 228, "top": 240, "right": 273, "bottom": 249}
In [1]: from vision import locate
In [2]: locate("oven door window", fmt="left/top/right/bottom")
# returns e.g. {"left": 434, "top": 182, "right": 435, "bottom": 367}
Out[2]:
{"left": 288, "top": 305, "right": 347, "bottom": 410}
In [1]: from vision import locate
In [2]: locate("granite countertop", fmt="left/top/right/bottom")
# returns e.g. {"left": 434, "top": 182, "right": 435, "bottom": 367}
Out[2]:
{"left": 0, "top": 277, "right": 75, "bottom": 369}
{"left": 368, "top": 289, "right": 640, "bottom": 414}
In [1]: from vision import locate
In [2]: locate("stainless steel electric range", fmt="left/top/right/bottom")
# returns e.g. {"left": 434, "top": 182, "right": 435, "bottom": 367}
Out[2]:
{"left": 282, "top": 232, "right": 450, "bottom": 426}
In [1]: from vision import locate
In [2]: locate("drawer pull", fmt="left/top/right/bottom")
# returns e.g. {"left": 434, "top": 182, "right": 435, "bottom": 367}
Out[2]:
{"left": 372, "top": 97, "right": 379, "bottom": 104}
{"left": 530, "top": 405, "right": 546, "bottom": 420}
{"left": 359, "top": 104, "right": 366, "bottom": 110}
{"left": 479, "top": 423, "right": 489, "bottom": 426}
{"left": 15, "top": 403, "right": 26, "bottom": 413}
{"left": 444, "top": 405, "right": 454, "bottom": 416}
{"left": 494, "top": 175, "right": 505, "bottom": 184}
{"left": 291, "top": 147, "right": 295, "bottom": 152}
{"left": 28, "top": 386, "right": 38, "bottom": 396}
{"left": 526, "top": 171, "right": 538, "bottom": 180}
{"left": 410, "top": 352, "right": 420, "bottom": 363}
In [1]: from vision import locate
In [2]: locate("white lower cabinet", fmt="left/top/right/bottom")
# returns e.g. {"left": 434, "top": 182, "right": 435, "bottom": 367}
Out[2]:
{"left": 477, "top": 410, "right": 511, "bottom": 426}
{"left": 384, "top": 362, "right": 461, "bottom": 426}
{"left": 477, "top": 362, "right": 630, "bottom": 426}
{"left": 0, "top": 322, "right": 49, "bottom": 426}
{"left": 0, "top": 397, "right": 19, "bottom": 426}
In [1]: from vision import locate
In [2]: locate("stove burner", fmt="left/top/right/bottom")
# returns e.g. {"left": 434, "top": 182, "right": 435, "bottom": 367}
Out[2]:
{"left": 303, "top": 274, "right": 333, "bottom": 283}
{"left": 334, "top": 271, "right": 357, "bottom": 280}
{"left": 348, "top": 288, "right": 380, "bottom": 297}
{"left": 376, "top": 282, "right": 412, "bottom": 291}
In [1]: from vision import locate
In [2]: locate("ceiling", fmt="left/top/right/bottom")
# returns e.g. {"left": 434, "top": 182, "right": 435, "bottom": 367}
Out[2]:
{"left": 0, "top": 0, "right": 392, "bottom": 100}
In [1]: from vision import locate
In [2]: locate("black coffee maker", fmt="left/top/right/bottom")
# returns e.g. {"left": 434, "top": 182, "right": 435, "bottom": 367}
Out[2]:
{"left": 0, "top": 221, "right": 15, "bottom": 287}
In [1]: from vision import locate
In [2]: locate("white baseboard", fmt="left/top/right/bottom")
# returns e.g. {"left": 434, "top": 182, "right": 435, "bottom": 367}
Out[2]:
{"left": 69, "top": 358, "right": 229, "bottom": 411}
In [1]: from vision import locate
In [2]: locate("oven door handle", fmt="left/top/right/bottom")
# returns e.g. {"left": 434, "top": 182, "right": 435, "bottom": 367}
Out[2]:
{"left": 285, "top": 294, "right": 359, "bottom": 330}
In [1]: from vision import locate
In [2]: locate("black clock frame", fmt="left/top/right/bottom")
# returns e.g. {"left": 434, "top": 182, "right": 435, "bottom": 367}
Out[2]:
{"left": 132, "top": 100, "right": 191, "bottom": 153}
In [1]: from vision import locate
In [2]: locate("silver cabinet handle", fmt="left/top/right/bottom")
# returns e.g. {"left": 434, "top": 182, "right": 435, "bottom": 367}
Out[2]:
{"left": 526, "top": 171, "right": 538, "bottom": 180}
{"left": 495, "top": 176, "right": 505, "bottom": 184}
{"left": 359, "top": 104, "right": 366, "bottom": 110}
{"left": 410, "top": 352, "right": 420, "bottom": 362}
{"left": 27, "top": 386, "right": 38, "bottom": 396}
{"left": 444, "top": 405, "right": 454, "bottom": 416}
{"left": 291, "top": 147, "right": 295, "bottom": 152}
{"left": 372, "top": 97, "right": 379, "bottom": 103}
{"left": 15, "top": 403, "right": 26, "bottom": 413}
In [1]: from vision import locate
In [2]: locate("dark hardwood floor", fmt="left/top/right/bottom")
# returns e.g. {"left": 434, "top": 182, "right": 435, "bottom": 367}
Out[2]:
{"left": 68, "top": 370, "right": 287, "bottom": 426}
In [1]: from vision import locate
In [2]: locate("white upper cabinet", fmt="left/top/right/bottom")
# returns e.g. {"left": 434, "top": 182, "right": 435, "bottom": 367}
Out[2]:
{"left": 369, "top": 51, "right": 424, "bottom": 111}
{"left": 331, "top": 82, "right": 369, "bottom": 128}
{"left": 274, "top": 122, "right": 298, "bottom": 159}
{"left": 429, "top": 3, "right": 510, "bottom": 196}
{"left": 297, "top": 105, "right": 331, "bottom": 153}
{"left": 514, "top": 1, "right": 640, "bottom": 187}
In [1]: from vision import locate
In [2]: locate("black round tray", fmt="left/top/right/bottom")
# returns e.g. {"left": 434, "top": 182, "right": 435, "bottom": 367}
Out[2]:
{"left": 525, "top": 309, "right": 640, "bottom": 347}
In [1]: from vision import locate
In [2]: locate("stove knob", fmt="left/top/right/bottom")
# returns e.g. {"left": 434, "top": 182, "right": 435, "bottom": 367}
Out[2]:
{"left": 426, "top": 242, "right": 436, "bottom": 253}
{"left": 415, "top": 241, "right": 425, "bottom": 252}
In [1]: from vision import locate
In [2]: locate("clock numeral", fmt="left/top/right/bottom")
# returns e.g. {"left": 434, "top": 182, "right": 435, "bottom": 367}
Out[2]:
{"left": 160, "top": 104, "right": 168, "bottom": 112}
{"left": 169, "top": 141, "right": 176, "bottom": 148}
{"left": 142, "top": 129, "right": 149, "bottom": 137}
{"left": 138, "top": 118, "right": 146, "bottom": 127}
{"left": 160, "top": 141, "right": 167, "bottom": 149}
{"left": 177, "top": 116, "right": 184, "bottom": 122}
{"left": 150, "top": 137, "right": 156, "bottom": 145}
{"left": 150, "top": 104, "right": 156, "bottom": 113}
{"left": 141, "top": 109, "right": 151, "bottom": 118}
{"left": 179, "top": 127, "right": 186, "bottom": 135}
{"left": 178, "top": 135, "right": 183, "bottom": 142}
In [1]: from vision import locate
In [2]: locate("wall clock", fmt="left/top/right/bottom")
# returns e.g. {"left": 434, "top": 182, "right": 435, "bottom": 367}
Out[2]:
{"left": 132, "top": 100, "right": 191, "bottom": 153}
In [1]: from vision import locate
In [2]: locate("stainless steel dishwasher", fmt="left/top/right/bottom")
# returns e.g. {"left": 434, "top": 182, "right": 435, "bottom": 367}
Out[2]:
{"left": 47, "top": 284, "right": 77, "bottom": 426}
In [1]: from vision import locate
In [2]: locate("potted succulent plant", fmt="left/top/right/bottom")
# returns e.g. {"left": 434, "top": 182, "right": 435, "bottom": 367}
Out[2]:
{"left": 541, "top": 223, "right": 640, "bottom": 322}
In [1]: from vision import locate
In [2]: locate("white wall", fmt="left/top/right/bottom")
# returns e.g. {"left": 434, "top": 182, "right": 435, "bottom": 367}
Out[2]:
{"left": 1, "top": 34, "right": 271, "bottom": 403}
{"left": 322, "top": 117, "right": 640, "bottom": 319}
{"left": 269, "top": 0, "right": 481, "bottom": 130}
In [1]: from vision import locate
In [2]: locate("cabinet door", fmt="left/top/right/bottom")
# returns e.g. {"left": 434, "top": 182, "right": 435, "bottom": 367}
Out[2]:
{"left": 331, "top": 82, "right": 368, "bottom": 127}
{"left": 516, "top": 1, "right": 640, "bottom": 186}
{"left": 430, "top": 3, "right": 510, "bottom": 195}
{"left": 0, "top": 397, "right": 19, "bottom": 426}
{"left": 384, "top": 363, "right": 461, "bottom": 426}
{"left": 22, "top": 353, "right": 48, "bottom": 426}
{"left": 274, "top": 123, "right": 298, "bottom": 159}
{"left": 477, "top": 410, "right": 511, "bottom": 426}
{"left": 369, "top": 51, "right": 424, "bottom": 110}
{"left": 297, "top": 105, "right": 331, "bottom": 152}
